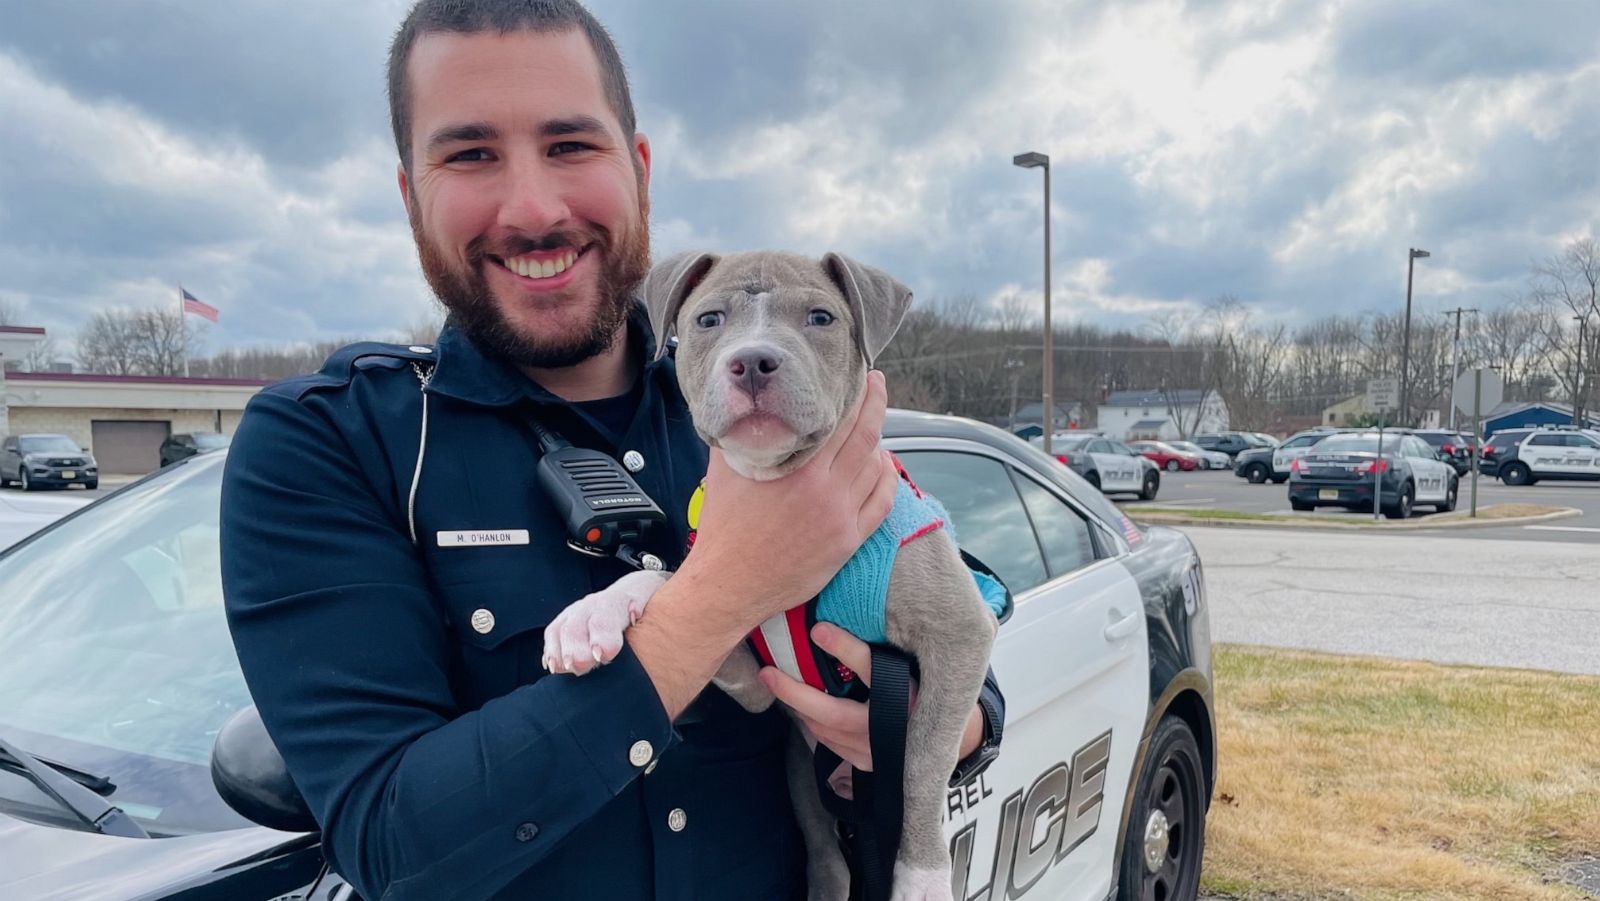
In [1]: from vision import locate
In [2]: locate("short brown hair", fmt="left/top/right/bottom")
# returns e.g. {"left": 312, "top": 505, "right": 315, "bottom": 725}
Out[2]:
{"left": 387, "top": 0, "right": 637, "bottom": 172}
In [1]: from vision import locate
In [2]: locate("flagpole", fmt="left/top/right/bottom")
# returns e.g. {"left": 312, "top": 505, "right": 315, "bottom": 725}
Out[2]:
{"left": 179, "top": 283, "right": 190, "bottom": 378}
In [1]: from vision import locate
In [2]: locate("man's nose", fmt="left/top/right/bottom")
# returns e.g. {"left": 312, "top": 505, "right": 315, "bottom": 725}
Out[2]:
{"left": 727, "top": 346, "right": 784, "bottom": 396}
{"left": 498, "top": 156, "right": 571, "bottom": 234}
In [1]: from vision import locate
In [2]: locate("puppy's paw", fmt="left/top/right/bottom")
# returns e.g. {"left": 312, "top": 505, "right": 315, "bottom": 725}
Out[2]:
{"left": 888, "top": 861, "right": 953, "bottom": 901}
{"left": 543, "top": 570, "right": 667, "bottom": 675}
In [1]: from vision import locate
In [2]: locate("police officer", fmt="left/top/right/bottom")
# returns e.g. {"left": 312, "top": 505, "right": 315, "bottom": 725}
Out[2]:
{"left": 220, "top": 2, "right": 1003, "bottom": 899}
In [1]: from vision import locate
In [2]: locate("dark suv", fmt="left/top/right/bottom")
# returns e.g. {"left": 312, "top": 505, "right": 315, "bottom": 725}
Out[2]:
{"left": 159, "top": 432, "right": 232, "bottom": 467}
{"left": 1194, "top": 432, "right": 1254, "bottom": 458}
{"left": 0, "top": 434, "right": 99, "bottom": 491}
{"left": 1478, "top": 428, "right": 1535, "bottom": 479}
{"left": 1411, "top": 429, "right": 1474, "bottom": 475}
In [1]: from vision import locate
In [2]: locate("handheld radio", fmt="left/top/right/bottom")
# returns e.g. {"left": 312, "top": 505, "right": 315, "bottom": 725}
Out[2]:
{"left": 529, "top": 419, "right": 669, "bottom": 571}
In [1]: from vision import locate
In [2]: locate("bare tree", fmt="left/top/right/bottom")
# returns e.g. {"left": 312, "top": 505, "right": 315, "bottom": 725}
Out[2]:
{"left": 1529, "top": 238, "right": 1600, "bottom": 421}
{"left": 77, "top": 308, "right": 204, "bottom": 376}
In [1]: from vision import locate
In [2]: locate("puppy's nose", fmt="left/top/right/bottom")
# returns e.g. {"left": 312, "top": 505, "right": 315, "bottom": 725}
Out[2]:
{"left": 727, "top": 347, "right": 783, "bottom": 396}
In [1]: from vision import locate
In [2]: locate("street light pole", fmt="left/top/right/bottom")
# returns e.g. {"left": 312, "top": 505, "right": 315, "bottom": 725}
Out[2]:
{"left": 1445, "top": 306, "right": 1478, "bottom": 431}
{"left": 1399, "top": 247, "right": 1430, "bottom": 426}
{"left": 1014, "top": 151, "right": 1053, "bottom": 455}
{"left": 1578, "top": 315, "right": 1590, "bottom": 426}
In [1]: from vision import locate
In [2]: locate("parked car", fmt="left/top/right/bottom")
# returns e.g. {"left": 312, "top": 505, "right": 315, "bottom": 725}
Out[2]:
{"left": 0, "top": 411, "right": 1215, "bottom": 901}
{"left": 1168, "top": 440, "right": 1231, "bottom": 470}
{"left": 0, "top": 491, "right": 91, "bottom": 550}
{"left": 1477, "top": 428, "right": 1536, "bottom": 479}
{"left": 159, "top": 432, "right": 232, "bottom": 467}
{"left": 1410, "top": 429, "right": 1473, "bottom": 475}
{"left": 1193, "top": 433, "right": 1254, "bottom": 458}
{"left": 1245, "top": 432, "right": 1280, "bottom": 448}
{"left": 1265, "top": 428, "right": 1347, "bottom": 484}
{"left": 1033, "top": 432, "right": 1163, "bottom": 500}
{"left": 1490, "top": 426, "right": 1600, "bottom": 485}
{"left": 1128, "top": 440, "right": 1201, "bottom": 472}
{"left": 0, "top": 434, "right": 99, "bottom": 491}
{"left": 1232, "top": 446, "right": 1276, "bottom": 483}
{"left": 1287, "top": 431, "right": 1459, "bottom": 519}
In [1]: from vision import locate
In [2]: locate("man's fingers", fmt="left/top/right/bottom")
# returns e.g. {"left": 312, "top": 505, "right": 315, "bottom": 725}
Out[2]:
{"left": 812, "top": 622, "right": 871, "bottom": 688}
{"left": 857, "top": 452, "right": 897, "bottom": 537}
{"left": 759, "top": 667, "right": 867, "bottom": 733}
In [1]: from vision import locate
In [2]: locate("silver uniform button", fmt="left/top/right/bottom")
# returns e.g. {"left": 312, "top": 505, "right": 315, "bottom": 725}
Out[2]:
{"left": 640, "top": 553, "right": 664, "bottom": 572}
{"left": 623, "top": 450, "right": 645, "bottom": 472}
{"left": 628, "top": 740, "right": 654, "bottom": 768}
{"left": 667, "top": 808, "right": 687, "bottom": 832}
{"left": 408, "top": 345, "right": 433, "bottom": 354}
{"left": 470, "top": 608, "right": 495, "bottom": 634}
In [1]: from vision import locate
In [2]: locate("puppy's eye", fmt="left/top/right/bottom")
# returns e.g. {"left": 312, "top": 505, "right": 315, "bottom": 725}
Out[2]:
{"left": 696, "top": 311, "right": 725, "bottom": 328}
{"left": 806, "top": 309, "right": 835, "bottom": 327}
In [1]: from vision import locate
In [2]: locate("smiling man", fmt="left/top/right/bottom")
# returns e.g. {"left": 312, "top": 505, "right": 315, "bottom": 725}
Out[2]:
{"left": 220, "top": 2, "right": 1001, "bottom": 900}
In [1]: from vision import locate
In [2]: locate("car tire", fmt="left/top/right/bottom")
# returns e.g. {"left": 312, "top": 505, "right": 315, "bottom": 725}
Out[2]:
{"left": 1244, "top": 463, "right": 1268, "bottom": 484}
{"left": 1116, "top": 715, "right": 1206, "bottom": 901}
{"left": 1290, "top": 498, "right": 1313, "bottom": 511}
{"left": 1385, "top": 483, "right": 1414, "bottom": 520}
{"left": 1087, "top": 471, "right": 1101, "bottom": 491}
{"left": 1501, "top": 462, "right": 1533, "bottom": 486}
{"left": 19, "top": 469, "right": 34, "bottom": 492}
{"left": 1437, "top": 478, "right": 1458, "bottom": 513}
{"left": 1165, "top": 459, "right": 1181, "bottom": 472}
{"left": 1270, "top": 474, "right": 1288, "bottom": 484}
{"left": 1139, "top": 471, "right": 1160, "bottom": 501}
{"left": 85, "top": 480, "right": 99, "bottom": 491}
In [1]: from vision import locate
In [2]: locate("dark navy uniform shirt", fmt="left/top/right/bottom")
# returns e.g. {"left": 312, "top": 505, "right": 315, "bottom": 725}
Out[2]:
{"left": 220, "top": 304, "right": 1003, "bottom": 901}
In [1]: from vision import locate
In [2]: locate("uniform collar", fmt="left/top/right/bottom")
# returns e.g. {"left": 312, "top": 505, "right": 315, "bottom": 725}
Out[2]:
{"left": 426, "top": 301, "right": 663, "bottom": 408}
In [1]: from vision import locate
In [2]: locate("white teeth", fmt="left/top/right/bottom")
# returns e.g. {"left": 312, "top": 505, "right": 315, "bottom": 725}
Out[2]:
{"left": 506, "top": 250, "right": 579, "bottom": 279}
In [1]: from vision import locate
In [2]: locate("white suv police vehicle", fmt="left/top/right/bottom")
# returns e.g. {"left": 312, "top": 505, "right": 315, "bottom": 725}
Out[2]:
{"left": 1264, "top": 428, "right": 1344, "bottom": 484}
{"left": 1493, "top": 426, "right": 1600, "bottom": 485}
{"left": 1031, "top": 432, "right": 1163, "bottom": 501}
{"left": 0, "top": 411, "right": 1214, "bottom": 901}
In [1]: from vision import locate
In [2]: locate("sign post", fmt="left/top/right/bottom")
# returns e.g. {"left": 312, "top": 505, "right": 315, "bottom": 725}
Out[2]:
{"left": 1367, "top": 378, "right": 1399, "bottom": 520}
{"left": 1453, "top": 368, "right": 1502, "bottom": 518}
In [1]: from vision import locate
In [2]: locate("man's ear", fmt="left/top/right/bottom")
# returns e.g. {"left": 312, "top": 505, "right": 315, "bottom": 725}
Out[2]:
{"left": 397, "top": 163, "right": 411, "bottom": 208}
{"left": 642, "top": 252, "right": 719, "bottom": 360}
{"left": 822, "top": 253, "right": 913, "bottom": 369}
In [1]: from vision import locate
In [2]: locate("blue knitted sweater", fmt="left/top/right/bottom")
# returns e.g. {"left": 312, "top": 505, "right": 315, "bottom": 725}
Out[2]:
{"left": 814, "top": 477, "right": 1008, "bottom": 643}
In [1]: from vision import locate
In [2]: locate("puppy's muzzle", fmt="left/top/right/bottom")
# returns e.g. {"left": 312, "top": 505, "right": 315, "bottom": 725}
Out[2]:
{"left": 726, "top": 344, "right": 785, "bottom": 398}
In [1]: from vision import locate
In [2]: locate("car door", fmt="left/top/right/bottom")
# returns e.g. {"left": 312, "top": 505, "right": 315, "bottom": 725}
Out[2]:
{"left": 1101, "top": 442, "right": 1145, "bottom": 492}
{"left": 1403, "top": 436, "right": 1449, "bottom": 502}
{"left": 1522, "top": 433, "right": 1570, "bottom": 477}
{"left": 893, "top": 442, "right": 1149, "bottom": 901}
{"left": 1085, "top": 440, "right": 1135, "bottom": 492}
{"left": 1571, "top": 433, "right": 1600, "bottom": 478}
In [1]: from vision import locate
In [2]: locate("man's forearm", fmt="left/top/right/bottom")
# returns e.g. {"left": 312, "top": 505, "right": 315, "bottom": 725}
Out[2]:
{"left": 628, "top": 562, "right": 761, "bottom": 719}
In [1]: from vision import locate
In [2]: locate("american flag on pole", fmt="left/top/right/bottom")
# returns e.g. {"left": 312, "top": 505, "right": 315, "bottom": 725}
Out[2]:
{"left": 180, "top": 287, "right": 220, "bottom": 323}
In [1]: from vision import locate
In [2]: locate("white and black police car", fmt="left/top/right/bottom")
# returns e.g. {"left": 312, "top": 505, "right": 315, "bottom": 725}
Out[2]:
{"left": 0, "top": 410, "right": 1214, "bottom": 901}
{"left": 1030, "top": 431, "right": 1163, "bottom": 501}
{"left": 1486, "top": 426, "right": 1600, "bottom": 486}
{"left": 1287, "top": 429, "right": 1460, "bottom": 518}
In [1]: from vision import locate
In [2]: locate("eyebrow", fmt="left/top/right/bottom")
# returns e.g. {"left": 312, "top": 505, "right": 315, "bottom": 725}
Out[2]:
{"left": 425, "top": 116, "right": 612, "bottom": 155}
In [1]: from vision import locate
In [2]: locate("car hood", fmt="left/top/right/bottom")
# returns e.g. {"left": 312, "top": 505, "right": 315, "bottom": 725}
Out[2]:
{"left": 0, "top": 812, "right": 309, "bottom": 901}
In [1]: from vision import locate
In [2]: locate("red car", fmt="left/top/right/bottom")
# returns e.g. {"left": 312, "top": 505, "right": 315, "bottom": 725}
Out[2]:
{"left": 1129, "top": 440, "right": 1201, "bottom": 472}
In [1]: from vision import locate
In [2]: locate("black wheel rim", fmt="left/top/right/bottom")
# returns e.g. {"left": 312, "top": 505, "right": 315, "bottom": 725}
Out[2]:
{"left": 1140, "top": 748, "right": 1203, "bottom": 901}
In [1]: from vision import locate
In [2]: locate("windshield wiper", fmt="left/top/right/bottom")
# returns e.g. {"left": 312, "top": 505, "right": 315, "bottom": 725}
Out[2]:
{"left": 0, "top": 733, "right": 149, "bottom": 838}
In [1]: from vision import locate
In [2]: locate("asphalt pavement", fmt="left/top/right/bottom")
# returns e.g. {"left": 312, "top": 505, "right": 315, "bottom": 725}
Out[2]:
{"left": 1122, "top": 467, "right": 1600, "bottom": 544}
{"left": 1186, "top": 525, "right": 1600, "bottom": 676}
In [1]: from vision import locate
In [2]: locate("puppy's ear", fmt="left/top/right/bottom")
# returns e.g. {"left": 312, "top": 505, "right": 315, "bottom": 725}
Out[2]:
{"left": 822, "top": 252, "right": 913, "bottom": 368}
{"left": 642, "top": 251, "right": 719, "bottom": 360}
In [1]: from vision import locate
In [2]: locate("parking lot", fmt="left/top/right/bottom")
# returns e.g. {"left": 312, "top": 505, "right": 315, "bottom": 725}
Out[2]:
{"left": 1122, "top": 466, "right": 1600, "bottom": 544}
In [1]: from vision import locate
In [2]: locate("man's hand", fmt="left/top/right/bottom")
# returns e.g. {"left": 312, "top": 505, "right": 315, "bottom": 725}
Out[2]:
{"left": 757, "top": 622, "right": 985, "bottom": 771}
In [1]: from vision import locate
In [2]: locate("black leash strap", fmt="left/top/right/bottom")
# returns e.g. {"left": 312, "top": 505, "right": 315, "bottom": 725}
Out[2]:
{"left": 812, "top": 645, "right": 913, "bottom": 901}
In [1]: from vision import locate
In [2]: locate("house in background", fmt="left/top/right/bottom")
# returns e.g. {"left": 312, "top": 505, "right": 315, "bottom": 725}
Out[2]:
{"left": 1001, "top": 400, "right": 1085, "bottom": 435}
{"left": 1322, "top": 394, "right": 1369, "bottom": 426}
{"left": 1097, "top": 389, "right": 1228, "bottom": 441}
{"left": 1481, "top": 401, "right": 1598, "bottom": 436}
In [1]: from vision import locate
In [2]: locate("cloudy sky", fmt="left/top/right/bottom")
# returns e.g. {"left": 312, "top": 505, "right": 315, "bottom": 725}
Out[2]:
{"left": 2, "top": 0, "right": 1597, "bottom": 355}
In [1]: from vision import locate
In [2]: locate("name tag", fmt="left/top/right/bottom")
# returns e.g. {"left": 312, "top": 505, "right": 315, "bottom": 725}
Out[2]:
{"left": 436, "top": 530, "right": 531, "bottom": 547}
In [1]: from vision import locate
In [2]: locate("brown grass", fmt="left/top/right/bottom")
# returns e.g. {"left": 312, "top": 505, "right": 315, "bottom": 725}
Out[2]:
{"left": 1201, "top": 645, "right": 1600, "bottom": 900}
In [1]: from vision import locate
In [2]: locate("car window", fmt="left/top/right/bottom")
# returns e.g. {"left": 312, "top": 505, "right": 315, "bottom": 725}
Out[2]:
{"left": 1087, "top": 440, "right": 1110, "bottom": 455}
{"left": 1012, "top": 474, "right": 1098, "bottom": 577}
{"left": 1282, "top": 435, "right": 1316, "bottom": 449}
{"left": 1573, "top": 435, "right": 1600, "bottom": 450}
{"left": 1407, "top": 437, "right": 1434, "bottom": 458}
{"left": 1110, "top": 442, "right": 1136, "bottom": 456}
{"left": 1529, "top": 434, "right": 1564, "bottom": 446}
{"left": 896, "top": 452, "right": 1049, "bottom": 595}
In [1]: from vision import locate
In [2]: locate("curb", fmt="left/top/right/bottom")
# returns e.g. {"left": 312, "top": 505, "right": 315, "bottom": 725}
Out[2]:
{"left": 1122, "top": 506, "right": 1583, "bottom": 532}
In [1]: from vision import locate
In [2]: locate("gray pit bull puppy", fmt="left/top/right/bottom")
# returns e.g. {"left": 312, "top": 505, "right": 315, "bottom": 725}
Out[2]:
{"left": 544, "top": 251, "right": 999, "bottom": 901}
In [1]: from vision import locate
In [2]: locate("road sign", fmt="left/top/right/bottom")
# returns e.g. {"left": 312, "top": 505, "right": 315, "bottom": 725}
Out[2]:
{"left": 1453, "top": 368, "right": 1503, "bottom": 415}
{"left": 1367, "top": 377, "right": 1400, "bottom": 413}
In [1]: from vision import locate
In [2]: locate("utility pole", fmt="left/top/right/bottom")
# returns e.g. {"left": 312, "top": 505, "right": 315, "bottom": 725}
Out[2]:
{"left": 1445, "top": 306, "right": 1478, "bottom": 431}
{"left": 1577, "top": 315, "right": 1590, "bottom": 426}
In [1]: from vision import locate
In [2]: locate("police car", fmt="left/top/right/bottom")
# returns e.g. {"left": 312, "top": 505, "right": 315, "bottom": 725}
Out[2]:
{"left": 1488, "top": 426, "right": 1600, "bottom": 486}
{"left": 1265, "top": 428, "right": 1344, "bottom": 484}
{"left": 0, "top": 411, "right": 1214, "bottom": 901}
{"left": 1287, "top": 430, "right": 1460, "bottom": 518}
{"left": 1031, "top": 432, "right": 1163, "bottom": 501}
